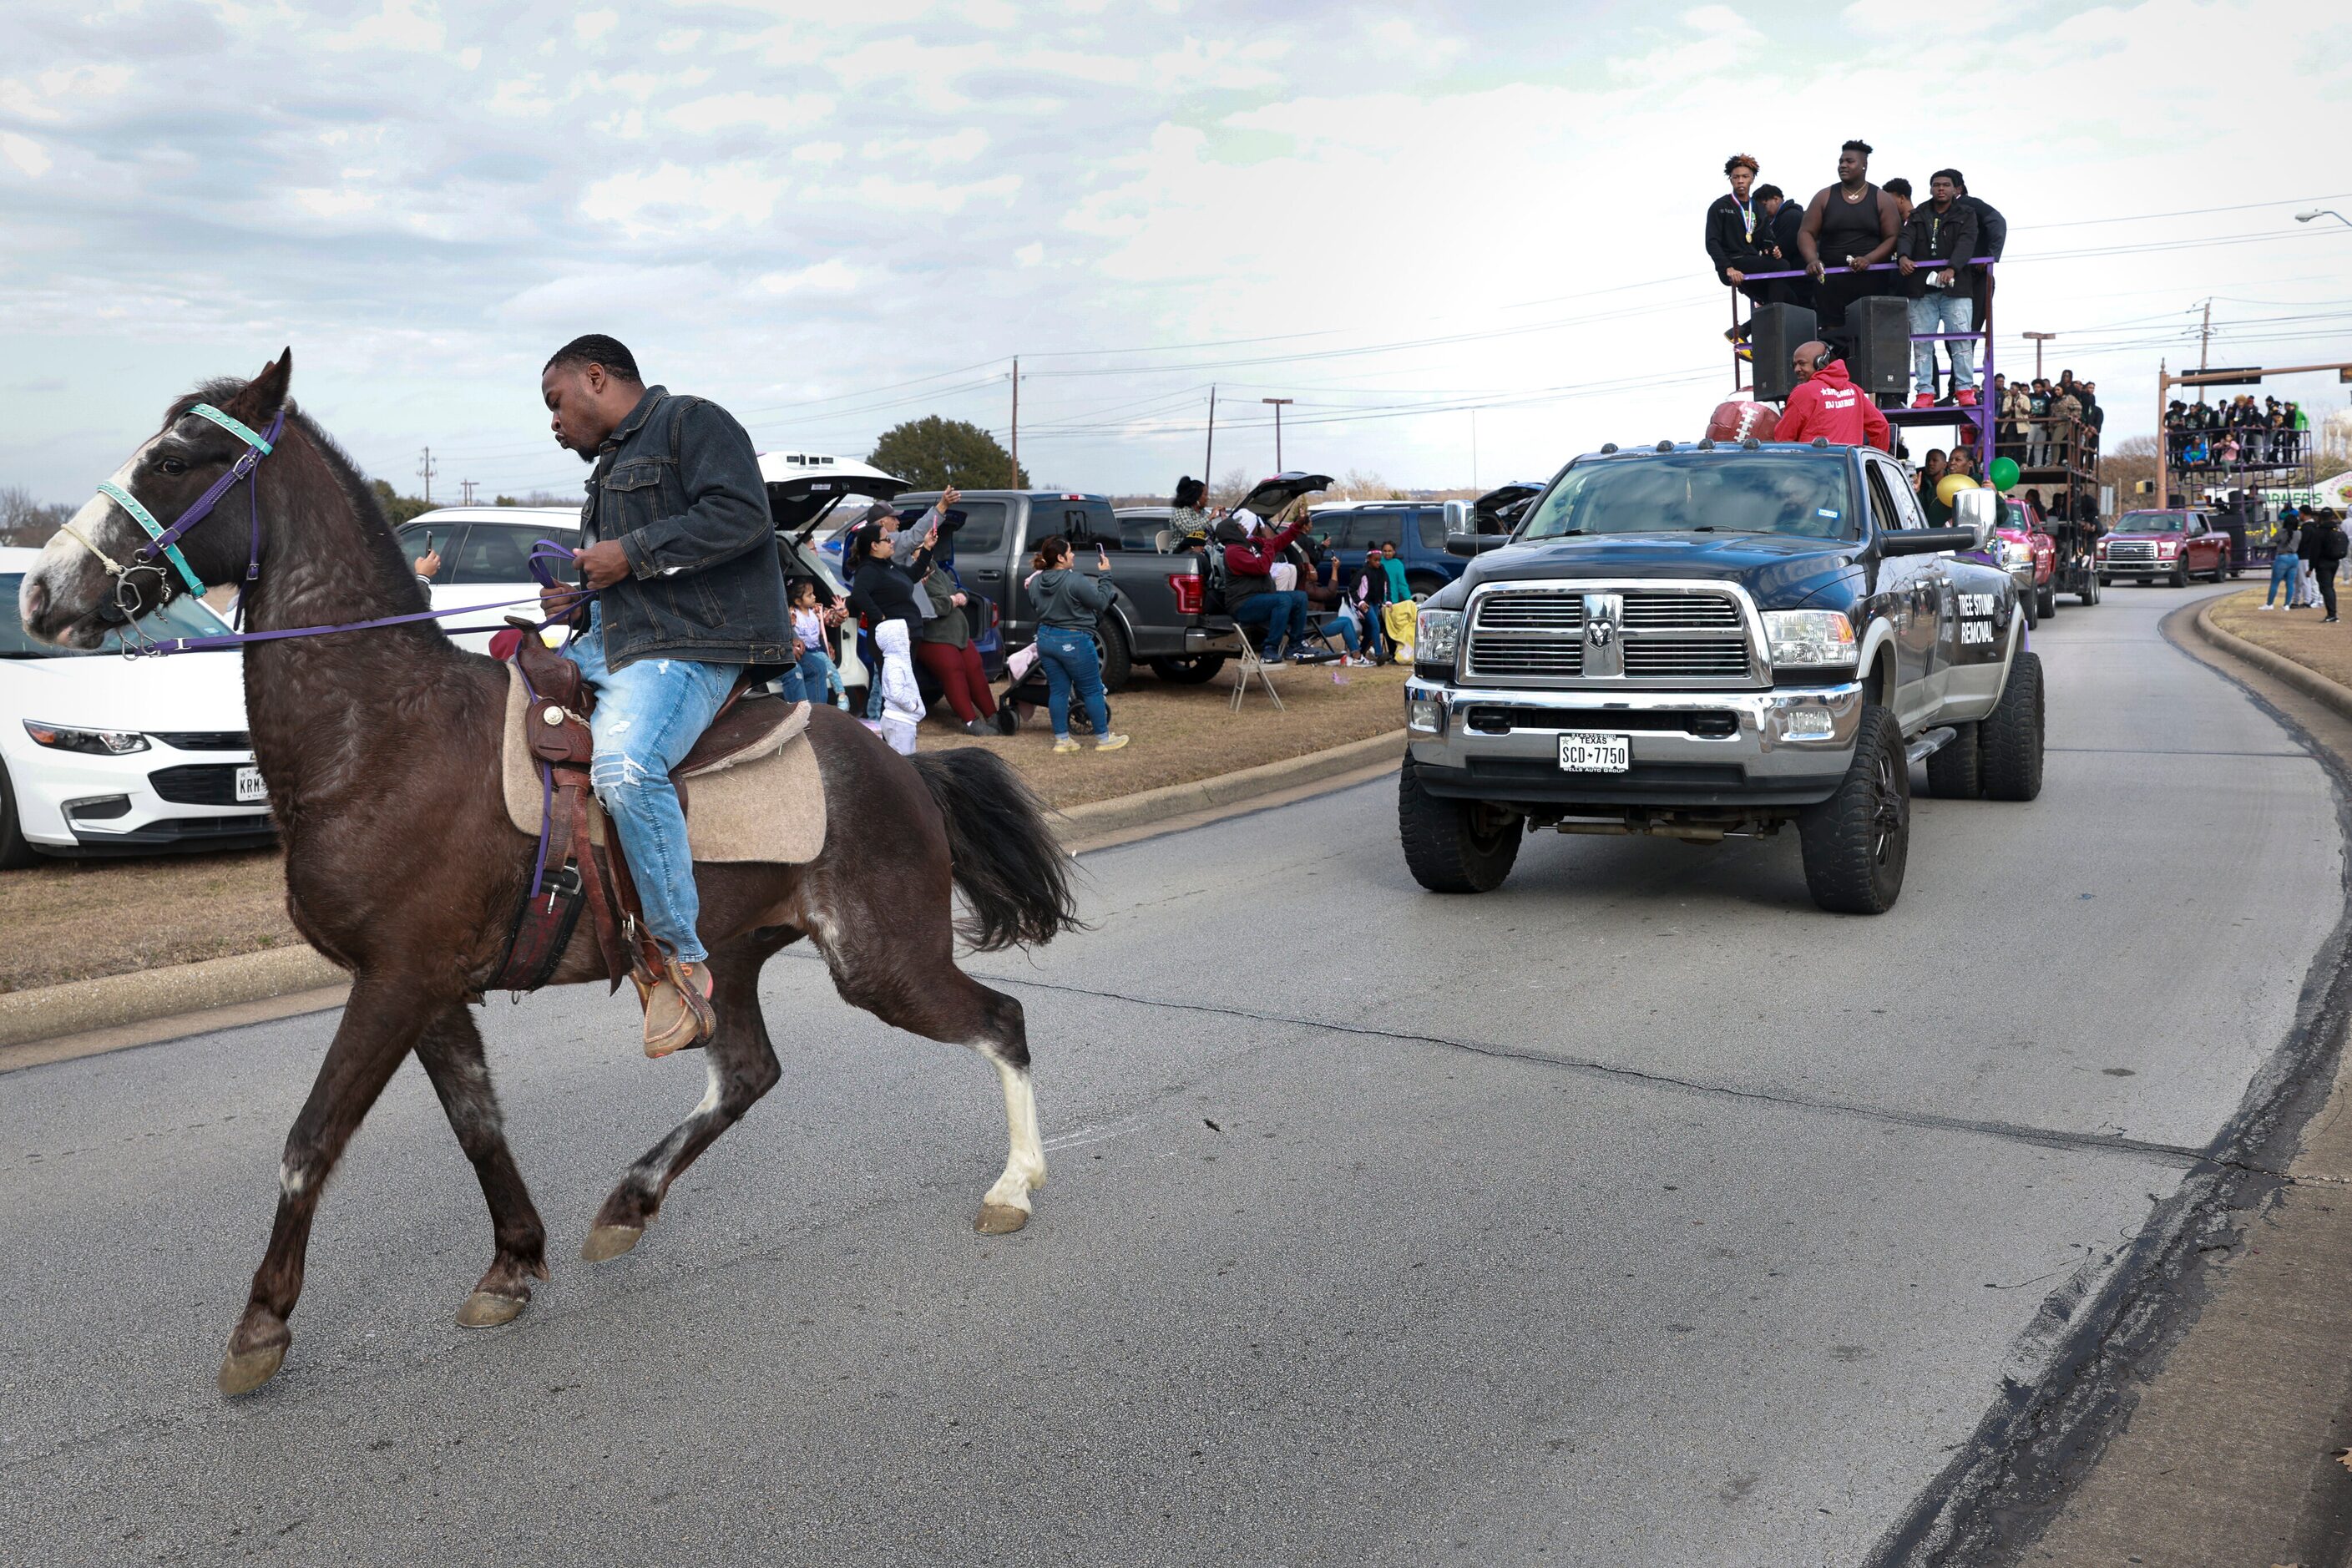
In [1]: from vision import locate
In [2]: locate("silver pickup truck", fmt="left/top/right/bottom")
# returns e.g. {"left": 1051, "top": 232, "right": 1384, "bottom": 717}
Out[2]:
{"left": 1400, "top": 440, "right": 2046, "bottom": 914}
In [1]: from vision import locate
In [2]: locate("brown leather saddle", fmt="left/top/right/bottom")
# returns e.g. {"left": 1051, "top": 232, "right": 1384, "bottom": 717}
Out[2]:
{"left": 490, "top": 620, "right": 800, "bottom": 994}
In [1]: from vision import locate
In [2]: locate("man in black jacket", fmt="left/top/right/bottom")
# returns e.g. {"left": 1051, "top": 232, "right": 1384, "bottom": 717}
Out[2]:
{"left": 1706, "top": 154, "right": 1769, "bottom": 297}
{"left": 1896, "top": 169, "right": 1980, "bottom": 407}
{"left": 1953, "top": 175, "right": 2006, "bottom": 324}
{"left": 541, "top": 332, "right": 791, "bottom": 1056}
{"left": 1758, "top": 184, "right": 1813, "bottom": 309}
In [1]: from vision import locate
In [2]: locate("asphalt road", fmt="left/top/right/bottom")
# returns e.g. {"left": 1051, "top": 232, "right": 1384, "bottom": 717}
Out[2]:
{"left": 3, "top": 581, "right": 2341, "bottom": 1567}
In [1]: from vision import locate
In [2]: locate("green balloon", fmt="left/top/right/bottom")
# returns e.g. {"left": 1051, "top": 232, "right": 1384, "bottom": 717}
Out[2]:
{"left": 1988, "top": 457, "right": 2021, "bottom": 492}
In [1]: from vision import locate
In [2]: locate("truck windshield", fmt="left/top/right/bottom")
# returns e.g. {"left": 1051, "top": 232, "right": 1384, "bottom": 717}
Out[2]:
{"left": 1520, "top": 453, "right": 1856, "bottom": 542}
{"left": 2117, "top": 512, "right": 2190, "bottom": 533}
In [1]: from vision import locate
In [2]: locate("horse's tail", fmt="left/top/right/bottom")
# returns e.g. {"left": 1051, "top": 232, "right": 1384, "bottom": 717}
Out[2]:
{"left": 909, "top": 747, "right": 1083, "bottom": 952}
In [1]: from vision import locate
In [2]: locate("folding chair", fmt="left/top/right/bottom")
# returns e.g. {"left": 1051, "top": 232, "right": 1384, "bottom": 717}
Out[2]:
{"left": 1227, "top": 618, "right": 1286, "bottom": 713}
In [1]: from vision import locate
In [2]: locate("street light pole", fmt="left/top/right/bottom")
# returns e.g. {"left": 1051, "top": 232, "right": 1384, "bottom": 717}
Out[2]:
{"left": 1262, "top": 397, "right": 1292, "bottom": 471}
{"left": 2024, "top": 331, "right": 2057, "bottom": 382}
{"left": 2295, "top": 209, "right": 2352, "bottom": 230}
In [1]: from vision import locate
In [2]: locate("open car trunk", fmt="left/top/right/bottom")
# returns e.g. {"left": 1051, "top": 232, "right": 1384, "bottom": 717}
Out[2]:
{"left": 760, "top": 453, "right": 911, "bottom": 540}
{"left": 1472, "top": 481, "right": 1545, "bottom": 534}
{"left": 1237, "top": 471, "right": 1334, "bottom": 522}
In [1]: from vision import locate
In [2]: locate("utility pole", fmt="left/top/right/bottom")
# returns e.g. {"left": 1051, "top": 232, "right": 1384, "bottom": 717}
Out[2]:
{"left": 416, "top": 447, "right": 437, "bottom": 504}
{"left": 2157, "top": 358, "right": 2168, "bottom": 510}
{"left": 2198, "top": 299, "right": 2213, "bottom": 372}
{"left": 2023, "top": 331, "right": 2057, "bottom": 382}
{"left": 1204, "top": 384, "right": 1216, "bottom": 483}
{"left": 1262, "top": 397, "right": 1293, "bottom": 471}
{"left": 1009, "top": 357, "right": 1019, "bottom": 488}
{"left": 459, "top": 479, "right": 478, "bottom": 506}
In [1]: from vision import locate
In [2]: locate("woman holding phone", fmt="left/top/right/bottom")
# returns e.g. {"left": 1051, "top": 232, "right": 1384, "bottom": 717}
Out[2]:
{"left": 1024, "top": 534, "right": 1128, "bottom": 754}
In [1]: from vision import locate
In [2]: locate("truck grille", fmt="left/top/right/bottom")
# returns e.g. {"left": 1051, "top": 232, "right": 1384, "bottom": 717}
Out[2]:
{"left": 1464, "top": 587, "right": 1754, "bottom": 685}
{"left": 2105, "top": 542, "right": 2157, "bottom": 565}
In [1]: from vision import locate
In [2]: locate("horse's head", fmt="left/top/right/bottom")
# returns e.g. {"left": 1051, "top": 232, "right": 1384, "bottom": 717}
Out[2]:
{"left": 21, "top": 349, "right": 293, "bottom": 649}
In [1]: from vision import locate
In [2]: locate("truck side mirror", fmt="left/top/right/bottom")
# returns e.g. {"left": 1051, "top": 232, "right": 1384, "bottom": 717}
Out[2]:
{"left": 1445, "top": 534, "right": 1510, "bottom": 559}
{"left": 1951, "top": 488, "right": 2000, "bottom": 553}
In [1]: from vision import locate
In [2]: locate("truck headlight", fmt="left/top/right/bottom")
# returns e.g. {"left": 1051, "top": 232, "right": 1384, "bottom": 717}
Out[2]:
{"left": 1416, "top": 608, "right": 1464, "bottom": 665}
{"left": 24, "top": 721, "right": 149, "bottom": 756}
{"left": 1762, "top": 609, "right": 1857, "bottom": 668}
{"left": 2000, "top": 541, "right": 2032, "bottom": 569}
{"left": 2157, "top": 540, "right": 2178, "bottom": 555}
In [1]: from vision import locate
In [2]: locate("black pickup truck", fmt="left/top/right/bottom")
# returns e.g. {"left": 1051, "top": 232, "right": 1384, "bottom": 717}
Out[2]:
{"left": 893, "top": 489, "right": 1239, "bottom": 689}
{"left": 1401, "top": 439, "right": 2046, "bottom": 913}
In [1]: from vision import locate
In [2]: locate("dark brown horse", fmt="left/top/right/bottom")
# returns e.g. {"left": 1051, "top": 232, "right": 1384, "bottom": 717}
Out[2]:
{"left": 19, "top": 352, "right": 1079, "bottom": 1395}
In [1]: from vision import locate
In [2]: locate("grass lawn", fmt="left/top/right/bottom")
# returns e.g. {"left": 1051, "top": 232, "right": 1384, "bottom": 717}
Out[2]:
{"left": 2207, "top": 588, "right": 2352, "bottom": 689}
{"left": 0, "top": 660, "right": 1406, "bottom": 994}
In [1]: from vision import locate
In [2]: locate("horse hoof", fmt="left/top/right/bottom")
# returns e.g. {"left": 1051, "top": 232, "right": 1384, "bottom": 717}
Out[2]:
{"left": 455, "top": 1290, "right": 528, "bottom": 1329}
{"left": 217, "top": 1341, "right": 287, "bottom": 1397}
{"left": 974, "top": 1202, "right": 1030, "bottom": 1235}
{"left": 580, "top": 1224, "right": 644, "bottom": 1262}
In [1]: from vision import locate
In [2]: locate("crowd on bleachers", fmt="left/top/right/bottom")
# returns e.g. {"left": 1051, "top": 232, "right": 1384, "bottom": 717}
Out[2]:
{"left": 2165, "top": 395, "right": 2311, "bottom": 474}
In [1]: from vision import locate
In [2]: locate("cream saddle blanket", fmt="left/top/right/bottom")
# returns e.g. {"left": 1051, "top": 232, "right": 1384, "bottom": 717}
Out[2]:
{"left": 499, "top": 665, "right": 829, "bottom": 865}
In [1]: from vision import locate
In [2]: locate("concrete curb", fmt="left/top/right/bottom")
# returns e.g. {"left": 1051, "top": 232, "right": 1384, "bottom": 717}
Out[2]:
{"left": 0, "top": 945, "right": 345, "bottom": 1053}
{"left": 1051, "top": 728, "right": 1405, "bottom": 842}
{"left": 2188, "top": 594, "right": 2352, "bottom": 725}
{"left": 0, "top": 727, "right": 1407, "bottom": 1060}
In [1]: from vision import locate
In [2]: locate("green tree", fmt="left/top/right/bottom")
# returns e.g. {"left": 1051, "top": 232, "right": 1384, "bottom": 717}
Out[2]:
{"left": 870, "top": 417, "right": 1028, "bottom": 491}
{"left": 368, "top": 477, "right": 434, "bottom": 525}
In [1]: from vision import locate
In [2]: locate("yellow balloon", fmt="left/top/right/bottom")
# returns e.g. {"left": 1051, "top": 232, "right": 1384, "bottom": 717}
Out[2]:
{"left": 1936, "top": 473, "right": 1982, "bottom": 505}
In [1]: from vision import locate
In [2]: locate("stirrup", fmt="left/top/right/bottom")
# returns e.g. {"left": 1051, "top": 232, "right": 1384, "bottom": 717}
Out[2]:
{"left": 639, "top": 954, "right": 716, "bottom": 1059}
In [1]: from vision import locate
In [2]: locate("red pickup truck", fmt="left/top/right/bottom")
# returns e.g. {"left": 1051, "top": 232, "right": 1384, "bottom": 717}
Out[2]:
{"left": 1995, "top": 497, "right": 2058, "bottom": 623}
{"left": 2097, "top": 508, "right": 2232, "bottom": 588}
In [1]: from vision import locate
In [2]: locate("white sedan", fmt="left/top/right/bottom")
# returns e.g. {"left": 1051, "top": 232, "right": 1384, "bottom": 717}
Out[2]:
{"left": 0, "top": 547, "right": 272, "bottom": 866}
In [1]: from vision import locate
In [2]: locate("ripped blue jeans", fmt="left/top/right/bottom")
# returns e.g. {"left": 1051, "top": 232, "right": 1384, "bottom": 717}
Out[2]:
{"left": 565, "top": 609, "right": 743, "bottom": 964}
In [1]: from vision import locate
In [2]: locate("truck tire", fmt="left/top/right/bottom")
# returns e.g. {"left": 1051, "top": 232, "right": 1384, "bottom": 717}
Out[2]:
{"left": 2169, "top": 559, "right": 2188, "bottom": 588}
{"left": 2020, "top": 583, "right": 2038, "bottom": 627}
{"left": 0, "top": 761, "right": 43, "bottom": 870}
{"left": 1096, "top": 620, "right": 1133, "bottom": 692}
{"left": 1797, "top": 704, "right": 1909, "bottom": 914}
{"left": 1149, "top": 654, "right": 1226, "bottom": 684}
{"left": 2078, "top": 572, "right": 2100, "bottom": 606}
{"left": 2209, "top": 553, "right": 2228, "bottom": 584}
{"left": 2036, "top": 578, "right": 2058, "bottom": 620}
{"left": 1980, "top": 650, "right": 2045, "bottom": 802}
{"left": 1399, "top": 752, "right": 1520, "bottom": 893}
{"left": 1922, "top": 720, "right": 1981, "bottom": 799}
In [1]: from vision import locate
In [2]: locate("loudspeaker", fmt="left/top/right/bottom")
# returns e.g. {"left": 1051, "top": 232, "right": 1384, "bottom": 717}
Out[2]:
{"left": 1848, "top": 295, "right": 1910, "bottom": 397}
{"left": 1747, "top": 304, "right": 1818, "bottom": 402}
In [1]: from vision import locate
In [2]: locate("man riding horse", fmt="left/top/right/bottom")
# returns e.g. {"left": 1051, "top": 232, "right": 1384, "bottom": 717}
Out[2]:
{"left": 538, "top": 333, "right": 792, "bottom": 1057}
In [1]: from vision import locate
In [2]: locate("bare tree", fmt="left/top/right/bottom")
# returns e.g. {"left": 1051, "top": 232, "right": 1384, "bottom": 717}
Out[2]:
{"left": 2097, "top": 434, "right": 2162, "bottom": 503}
{"left": 1209, "top": 466, "right": 1255, "bottom": 508}
{"left": 0, "top": 485, "right": 70, "bottom": 547}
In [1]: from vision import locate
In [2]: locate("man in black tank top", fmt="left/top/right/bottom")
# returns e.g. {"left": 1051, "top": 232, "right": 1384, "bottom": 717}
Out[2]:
{"left": 1798, "top": 139, "right": 1900, "bottom": 353}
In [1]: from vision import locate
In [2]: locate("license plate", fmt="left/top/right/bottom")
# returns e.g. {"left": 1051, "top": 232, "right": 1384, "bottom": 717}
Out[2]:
{"left": 235, "top": 765, "right": 266, "bottom": 802}
{"left": 1557, "top": 731, "right": 1631, "bottom": 773}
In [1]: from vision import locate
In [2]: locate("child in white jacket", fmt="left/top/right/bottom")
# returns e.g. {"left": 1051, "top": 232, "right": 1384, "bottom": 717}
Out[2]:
{"left": 874, "top": 619, "right": 925, "bottom": 755}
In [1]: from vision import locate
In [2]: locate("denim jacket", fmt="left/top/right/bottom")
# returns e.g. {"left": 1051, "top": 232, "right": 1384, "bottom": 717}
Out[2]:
{"left": 579, "top": 385, "right": 791, "bottom": 671}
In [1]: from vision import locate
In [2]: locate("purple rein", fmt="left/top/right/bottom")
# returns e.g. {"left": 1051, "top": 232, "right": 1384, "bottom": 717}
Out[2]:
{"left": 136, "top": 539, "right": 587, "bottom": 655}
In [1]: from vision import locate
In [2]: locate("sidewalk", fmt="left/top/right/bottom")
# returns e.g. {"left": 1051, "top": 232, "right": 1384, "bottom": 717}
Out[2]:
{"left": 2020, "top": 596, "right": 2352, "bottom": 1567}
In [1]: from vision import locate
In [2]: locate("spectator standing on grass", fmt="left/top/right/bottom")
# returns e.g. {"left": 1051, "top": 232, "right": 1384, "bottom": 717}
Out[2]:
{"left": 2297, "top": 508, "right": 2336, "bottom": 618}
{"left": 1027, "top": 534, "right": 1130, "bottom": 754}
{"left": 2266, "top": 509, "right": 2304, "bottom": 609}
{"left": 1896, "top": 170, "right": 1980, "bottom": 409}
{"left": 916, "top": 560, "right": 999, "bottom": 736}
{"left": 1216, "top": 506, "right": 1312, "bottom": 661}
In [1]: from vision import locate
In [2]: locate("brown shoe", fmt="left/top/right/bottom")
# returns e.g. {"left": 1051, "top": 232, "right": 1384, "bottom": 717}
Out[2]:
{"left": 640, "top": 958, "right": 716, "bottom": 1058}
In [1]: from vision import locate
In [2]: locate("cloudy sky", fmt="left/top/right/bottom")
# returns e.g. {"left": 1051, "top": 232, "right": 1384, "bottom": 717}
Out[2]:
{"left": 4, "top": 0, "right": 2349, "bottom": 507}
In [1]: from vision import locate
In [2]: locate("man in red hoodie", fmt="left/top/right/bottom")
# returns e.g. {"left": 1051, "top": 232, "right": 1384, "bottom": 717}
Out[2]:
{"left": 1773, "top": 340, "right": 1891, "bottom": 451}
{"left": 1216, "top": 511, "right": 1312, "bottom": 660}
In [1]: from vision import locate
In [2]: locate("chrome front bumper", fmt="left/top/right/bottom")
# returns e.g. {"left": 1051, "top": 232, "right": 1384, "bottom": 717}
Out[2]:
{"left": 1404, "top": 678, "right": 1865, "bottom": 807}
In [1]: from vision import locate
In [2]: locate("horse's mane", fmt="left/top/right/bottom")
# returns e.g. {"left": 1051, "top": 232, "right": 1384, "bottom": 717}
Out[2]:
{"left": 168, "top": 376, "right": 408, "bottom": 569}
